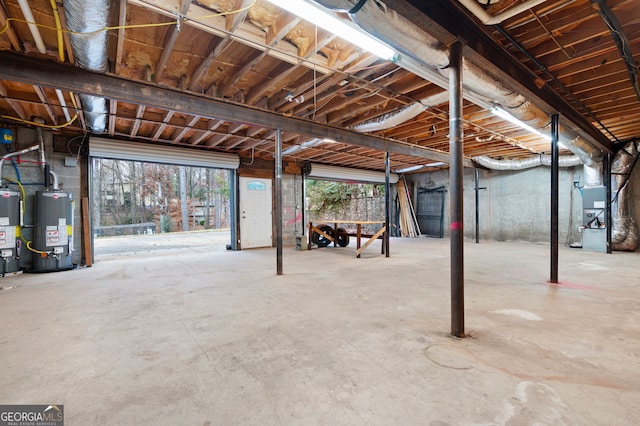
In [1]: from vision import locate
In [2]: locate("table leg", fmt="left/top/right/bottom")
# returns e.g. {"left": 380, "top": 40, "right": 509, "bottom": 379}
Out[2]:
{"left": 356, "top": 223, "right": 362, "bottom": 258}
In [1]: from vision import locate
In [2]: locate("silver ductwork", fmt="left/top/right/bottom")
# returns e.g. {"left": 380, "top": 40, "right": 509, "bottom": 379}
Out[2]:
{"left": 473, "top": 154, "right": 582, "bottom": 170}
{"left": 282, "top": 138, "right": 324, "bottom": 155}
{"left": 311, "top": 0, "right": 602, "bottom": 165}
{"left": 64, "top": 0, "right": 110, "bottom": 133}
{"left": 583, "top": 163, "right": 603, "bottom": 187}
{"left": 611, "top": 142, "right": 638, "bottom": 251}
{"left": 351, "top": 91, "right": 449, "bottom": 132}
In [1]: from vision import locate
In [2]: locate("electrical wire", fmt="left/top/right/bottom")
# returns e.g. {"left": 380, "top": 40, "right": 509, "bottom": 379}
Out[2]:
{"left": 49, "top": 0, "right": 65, "bottom": 62}
{"left": 0, "top": 1, "right": 256, "bottom": 38}
{"left": 1, "top": 176, "right": 49, "bottom": 255}
{"left": 6, "top": 173, "right": 60, "bottom": 257}
{"left": 4, "top": 145, "right": 21, "bottom": 182}
{"left": 1, "top": 91, "right": 79, "bottom": 129}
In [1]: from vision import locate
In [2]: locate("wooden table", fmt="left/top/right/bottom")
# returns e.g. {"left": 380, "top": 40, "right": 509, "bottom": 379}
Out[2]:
{"left": 308, "top": 220, "right": 387, "bottom": 258}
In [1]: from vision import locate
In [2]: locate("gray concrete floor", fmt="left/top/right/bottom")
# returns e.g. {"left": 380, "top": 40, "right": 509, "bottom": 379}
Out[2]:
{"left": 0, "top": 237, "right": 638, "bottom": 425}
{"left": 94, "top": 229, "right": 231, "bottom": 260}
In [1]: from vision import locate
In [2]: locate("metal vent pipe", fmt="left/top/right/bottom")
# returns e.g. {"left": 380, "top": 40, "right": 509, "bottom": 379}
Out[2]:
{"left": 473, "top": 154, "right": 582, "bottom": 170}
{"left": 64, "top": 0, "right": 110, "bottom": 133}
{"left": 611, "top": 142, "right": 639, "bottom": 251}
{"left": 311, "top": 0, "right": 602, "bottom": 165}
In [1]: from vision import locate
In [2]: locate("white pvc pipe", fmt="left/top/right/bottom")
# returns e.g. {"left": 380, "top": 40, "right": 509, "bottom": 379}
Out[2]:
{"left": 55, "top": 89, "right": 72, "bottom": 122}
{"left": 17, "top": 0, "right": 47, "bottom": 54}
{"left": 0, "top": 144, "right": 40, "bottom": 186}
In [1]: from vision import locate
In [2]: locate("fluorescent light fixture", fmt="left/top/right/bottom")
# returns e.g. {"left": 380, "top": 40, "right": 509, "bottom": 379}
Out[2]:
{"left": 491, "top": 107, "right": 552, "bottom": 142}
{"left": 394, "top": 165, "right": 425, "bottom": 173}
{"left": 394, "top": 161, "right": 447, "bottom": 173}
{"left": 264, "top": 0, "right": 396, "bottom": 60}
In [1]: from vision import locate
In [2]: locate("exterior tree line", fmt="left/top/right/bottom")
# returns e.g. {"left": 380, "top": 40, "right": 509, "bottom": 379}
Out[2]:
{"left": 92, "top": 159, "right": 230, "bottom": 236}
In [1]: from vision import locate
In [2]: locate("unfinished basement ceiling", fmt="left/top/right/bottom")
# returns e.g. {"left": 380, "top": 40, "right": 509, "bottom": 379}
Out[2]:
{"left": 0, "top": 0, "right": 636, "bottom": 172}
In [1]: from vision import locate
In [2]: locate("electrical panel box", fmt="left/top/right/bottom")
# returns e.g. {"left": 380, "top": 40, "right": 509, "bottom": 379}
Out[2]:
{"left": 0, "top": 128, "right": 13, "bottom": 145}
{"left": 582, "top": 186, "right": 606, "bottom": 228}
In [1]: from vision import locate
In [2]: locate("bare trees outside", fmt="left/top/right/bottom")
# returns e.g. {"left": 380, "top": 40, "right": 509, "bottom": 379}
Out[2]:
{"left": 92, "top": 159, "right": 230, "bottom": 236}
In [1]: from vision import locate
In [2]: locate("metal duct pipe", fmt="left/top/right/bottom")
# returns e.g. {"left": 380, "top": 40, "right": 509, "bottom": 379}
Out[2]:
{"left": 311, "top": 0, "right": 601, "bottom": 164}
{"left": 611, "top": 142, "right": 638, "bottom": 251}
{"left": 290, "top": 92, "right": 448, "bottom": 152}
{"left": 473, "top": 154, "right": 582, "bottom": 170}
{"left": 49, "top": 170, "right": 60, "bottom": 191}
{"left": 281, "top": 138, "right": 323, "bottom": 155}
{"left": 64, "top": 0, "right": 110, "bottom": 133}
{"left": 583, "top": 163, "right": 603, "bottom": 187}
{"left": 351, "top": 91, "right": 450, "bottom": 132}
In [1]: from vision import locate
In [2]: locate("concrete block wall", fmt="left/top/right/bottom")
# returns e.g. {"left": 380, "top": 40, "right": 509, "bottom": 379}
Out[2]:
{"left": 51, "top": 152, "right": 82, "bottom": 266}
{"left": 407, "top": 166, "right": 583, "bottom": 245}
{"left": 280, "top": 173, "right": 304, "bottom": 246}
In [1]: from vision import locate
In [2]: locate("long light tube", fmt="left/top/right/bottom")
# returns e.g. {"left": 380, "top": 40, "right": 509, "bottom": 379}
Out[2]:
{"left": 491, "top": 107, "right": 551, "bottom": 141}
{"left": 264, "top": 0, "right": 396, "bottom": 60}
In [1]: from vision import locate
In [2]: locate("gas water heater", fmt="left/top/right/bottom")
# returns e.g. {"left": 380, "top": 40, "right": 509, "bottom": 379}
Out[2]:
{"left": 32, "top": 191, "right": 74, "bottom": 272}
{"left": 0, "top": 189, "right": 21, "bottom": 276}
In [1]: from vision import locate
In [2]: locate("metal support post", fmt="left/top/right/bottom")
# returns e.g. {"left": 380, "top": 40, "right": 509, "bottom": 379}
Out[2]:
{"left": 229, "top": 169, "right": 238, "bottom": 251}
{"left": 449, "top": 40, "right": 465, "bottom": 338}
{"left": 474, "top": 169, "right": 486, "bottom": 244}
{"left": 275, "top": 128, "right": 283, "bottom": 275}
{"left": 550, "top": 113, "right": 559, "bottom": 283}
{"left": 385, "top": 151, "right": 390, "bottom": 257}
{"left": 604, "top": 152, "right": 612, "bottom": 253}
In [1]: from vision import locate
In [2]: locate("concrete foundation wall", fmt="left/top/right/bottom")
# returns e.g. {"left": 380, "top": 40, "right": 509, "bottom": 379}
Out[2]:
{"left": 281, "top": 173, "right": 304, "bottom": 246}
{"left": 406, "top": 166, "right": 583, "bottom": 245}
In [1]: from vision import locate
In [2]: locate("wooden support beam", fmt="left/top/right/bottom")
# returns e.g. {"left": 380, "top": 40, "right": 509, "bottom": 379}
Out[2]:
{"left": 108, "top": 99, "right": 117, "bottom": 136}
{"left": 0, "top": 5, "right": 21, "bottom": 51}
{"left": 115, "top": 0, "right": 127, "bottom": 71}
{"left": 154, "top": 0, "right": 192, "bottom": 82}
{"left": 57, "top": 1, "right": 74, "bottom": 64}
{"left": 0, "top": 81, "right": 27, "bottom": 119}
{"left": 81, "top": 197, "right": 92, "bottom": 267}
{"left": 152, "top": 110, "right": 175, "bottom": 140}
{"left": 226, "top": 0, "right": 253, "bottom": 31}
{"left": 172, "top": 115, "right": 200, "bottom": 142}
{"left": 189, "top": 35, "right": 233, "bottom": 92}
{"left": 32, "top": 86, "right": 58, "bottom": 125}
{"left": 0, "top": 51, "right": 470, "bottom": 166}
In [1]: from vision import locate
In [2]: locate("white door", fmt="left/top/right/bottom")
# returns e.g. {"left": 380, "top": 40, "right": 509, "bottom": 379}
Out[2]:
{"left": 239, "top": 177, "right": 273, "bottom": 248}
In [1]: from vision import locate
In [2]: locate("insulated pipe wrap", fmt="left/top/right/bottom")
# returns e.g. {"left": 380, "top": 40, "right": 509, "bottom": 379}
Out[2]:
{"left": 312, "top": 0, "right": 602, "bottom": 163}
{"left": 350, "top": 92, "right": 449, "bottom": 133}
{"left": 64, "top": 0, "right": 109, "bottom": 71}
{"left": 583, "top": 163, "right": 603, "bottom": 187}
{"left": 473, "top": 154, "right": 581, "bottom": 170}
{"left": 65, "top": 0, "right": 110, "bottom": 133}
{"left": 611, "top": 143, "right": 638, "bottom": 251}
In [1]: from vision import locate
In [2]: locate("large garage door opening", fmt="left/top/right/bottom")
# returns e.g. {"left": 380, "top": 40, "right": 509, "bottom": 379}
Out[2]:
{"left": 92, "top": 159, "right": 232, "bottom": 258}
{"left": 89, "top": 138, "right": 239, "bottom": 260}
